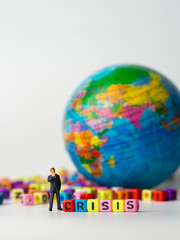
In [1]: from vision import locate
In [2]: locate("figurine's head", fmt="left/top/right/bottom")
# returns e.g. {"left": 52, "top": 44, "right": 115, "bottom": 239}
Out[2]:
{"left": 50, "top": 167, "right": 55, "bottom": 174}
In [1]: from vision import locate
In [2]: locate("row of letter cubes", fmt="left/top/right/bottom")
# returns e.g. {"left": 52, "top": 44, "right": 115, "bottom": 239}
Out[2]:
{"left": 62, "top": 199, "right": 139, "bottom": 212}
{"left": 0, "top": 188, "right": 50, "bottom": 204}
{"left": 21, "top": 193, "right": 49, "bottom": 205}
{"left": 0, "top": 178, "right": 50, "bottom": 192}
{"left": 73, "top": 189, "right": 178, "bottom": 201}
{"left": 0, "top": 188, "right": 179, "bottom": 202}
{"left": 20, "top": 192, "right": 139, "bottom": 211}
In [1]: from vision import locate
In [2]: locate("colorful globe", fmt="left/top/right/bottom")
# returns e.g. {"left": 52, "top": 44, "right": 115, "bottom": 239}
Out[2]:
{"left": 63, "top": 65, "right": 180, "bottom": 188}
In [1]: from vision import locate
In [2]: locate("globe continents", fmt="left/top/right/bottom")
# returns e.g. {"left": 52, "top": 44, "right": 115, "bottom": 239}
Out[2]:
{"left": 63, "top": 65, "right": 180, "bottom": 188}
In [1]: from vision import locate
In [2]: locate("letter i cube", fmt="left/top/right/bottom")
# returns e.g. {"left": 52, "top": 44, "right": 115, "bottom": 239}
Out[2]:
{"left": 153, "top": 190, "right": 167, "bottom": 201}
{"left": 112, "top": 200, "right": 125, "bottom": 212}
{"left": 21, "top": 194, "right": 34, "bottom": 205}
{"left": 12, "top": 188, "right": 24, "bottom": 201}
{"left": 125, "top": 199, "right": 139, "bottom": 212}
{"left": 87, "top": 199, "right": 100, "bottom": 212}
{"left": 0, "top": 193, "right": 3, "bottom": 204}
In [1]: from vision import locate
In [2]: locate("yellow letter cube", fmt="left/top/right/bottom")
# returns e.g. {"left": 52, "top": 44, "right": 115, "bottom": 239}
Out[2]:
{"left": 34, "top": 192, "right": 48, "bottom": 204}
{"left": 112, "top": 200, "right": 125, "bottom": 212}
{"left": 97, "top": 190, "right": 113, "bottom": 199}
{"left": 53, "top": 194, "right": 57, "bottom": 202}
{"left": 39, "top": 183, "right": 50, "bottom": 191}
{"left": 87, "top": 199, "right": 100, "bottom": 212}
{"left": 142, "top": 189, "right": 154, "bottom": 201}
{"left": 12, "top": 188, "right": 24, "bottom": 201}
{"left": 83, "top": 187, "right": 96, "bottom": 194}
{"left": 29, "top": 183, "right": 40, "bottom": 190}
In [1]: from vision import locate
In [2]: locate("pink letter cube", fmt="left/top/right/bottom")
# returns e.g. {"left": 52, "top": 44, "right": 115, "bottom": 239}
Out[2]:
{"left": 73, "top": 192, "right": 85, "bottom": 200}
{"left": 100, "top": 199, "right": 112, "bottom": 212}
{"left": 20, "top": 194, "right": 34, "bottom": 206}
{"left": 125, "top": 199, "right": 139, "bottom": 212}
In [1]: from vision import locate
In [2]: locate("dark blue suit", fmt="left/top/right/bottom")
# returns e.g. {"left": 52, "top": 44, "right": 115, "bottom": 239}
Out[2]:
{"left": 47, "top": 174, "right": 61, "bottom": 210}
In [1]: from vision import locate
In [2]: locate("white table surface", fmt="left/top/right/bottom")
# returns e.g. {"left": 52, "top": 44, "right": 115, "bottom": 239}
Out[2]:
{"left": 1, "top": 171, "right": 180, "bottom": 240}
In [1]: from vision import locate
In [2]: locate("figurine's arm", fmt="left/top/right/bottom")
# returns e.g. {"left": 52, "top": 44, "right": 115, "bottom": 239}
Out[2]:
{"left": 47, "top": 175, "right": 55, "bottom": 182}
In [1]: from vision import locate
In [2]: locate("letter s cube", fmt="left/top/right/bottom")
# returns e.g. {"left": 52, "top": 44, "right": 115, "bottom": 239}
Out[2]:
{"left": 125, "top": 199, "right": 139, "bottom": 212}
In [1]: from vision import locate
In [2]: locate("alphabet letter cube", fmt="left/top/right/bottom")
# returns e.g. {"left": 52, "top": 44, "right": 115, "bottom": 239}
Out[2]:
{"left": 142, "top": 189, "right": 154, "bottom": 201}
{"left": 0, "top": 178, "right": 12, "bottom": 189}
{"left": 75, "top": 199, "right": 87, "bottom": 212}
{"left": 100, "top": 200, "right": 112, "bottom": 212}
{"left": 60, "top": 192, "right": 73, "bottom": 204}
{"left": 96, "top": 187, "right": 108, "bottom": 191}
{"left": 125, "top": 199, "right": 139, "bottom": 212}
{"left": 15, "top": 184, "right": 28, "bottom": 193}
{"left": 115, "top": 190, "right": 129, "bottom": 200}
{"left": 12, "top": 181, "right": 23, "bottom": 188}
{"left": 39, "top": 183, "right": 50, "bottom": 191}
{"left": 12, "top": 188, "right": 24, "bottom": 201}
{"left": 28, "top": 183, "right": 40, "bottom": 190}
{"left": 21, "top": 194, "right": 34, "bottom": 205}
{"left": 63, "top": 188, "right": 75, "bottom": 194}
{"left": 97, "top": 190, "right": 113, "bottom": 200}
{"left": 73, "top": 192, "right": 85, "bottom": 200}
{"left": 165, "top": 189, "right": 177, "bottom": 200}
{"left": 83, "top": 187, "right": 97, "bottom": 195}
{"left": 87, "top": 199, "right": 100, "bottom": 212}
{"left": 34, "top": 192, "right": 48, "bottom": 204}
{"left": 153, "top": 190, "right": 167, "bottom": 201}
{"left": 112, "top": 200, "right": 125, "bottom": 212}
{"left": 63, "top": 200, "right": 75, "bottom": 212}
{"left": 0, "top": 193, "right": 3, "bottom": 204}
{"left": 53, "top": 194, "right": 57, "bottom": 203}
{"left": 128, "top": 189, "right": 142, "bottom": 200}
{"left": 28, "top": 189, "right": 39, "bottom": 194}
{"left": 81, "top": 193, "right": 96, "bottom": 199}
{"left": 0, "top": 188, "right": 10, "bottom": 199}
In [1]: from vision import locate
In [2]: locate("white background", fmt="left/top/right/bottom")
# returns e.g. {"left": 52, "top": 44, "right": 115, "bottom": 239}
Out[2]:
{"left": 0, "top": 1, "right": 180, "bottom": 240}
{"left": 0, "top": 0, "right": 180, "bottom": 178}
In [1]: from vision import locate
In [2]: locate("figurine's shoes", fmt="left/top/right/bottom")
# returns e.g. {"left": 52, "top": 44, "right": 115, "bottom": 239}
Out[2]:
{"left": 49, "top": 209, "right": 52, "bottom": 211}
{"left": 57, "top": 208, "right": 63, "bottom": 211}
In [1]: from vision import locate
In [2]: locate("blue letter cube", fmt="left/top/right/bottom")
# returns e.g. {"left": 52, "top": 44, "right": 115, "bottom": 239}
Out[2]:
{"left": 60, "top": 192, "right": 73, "bottom": 204}
{"left": 75, "top": 199, "right": 87, "bottom": 212}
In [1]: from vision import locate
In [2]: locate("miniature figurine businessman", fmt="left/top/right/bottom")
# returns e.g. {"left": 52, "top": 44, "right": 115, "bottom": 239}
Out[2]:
{"left": 47, "top": 168, "right": 62, "bottom": 211}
